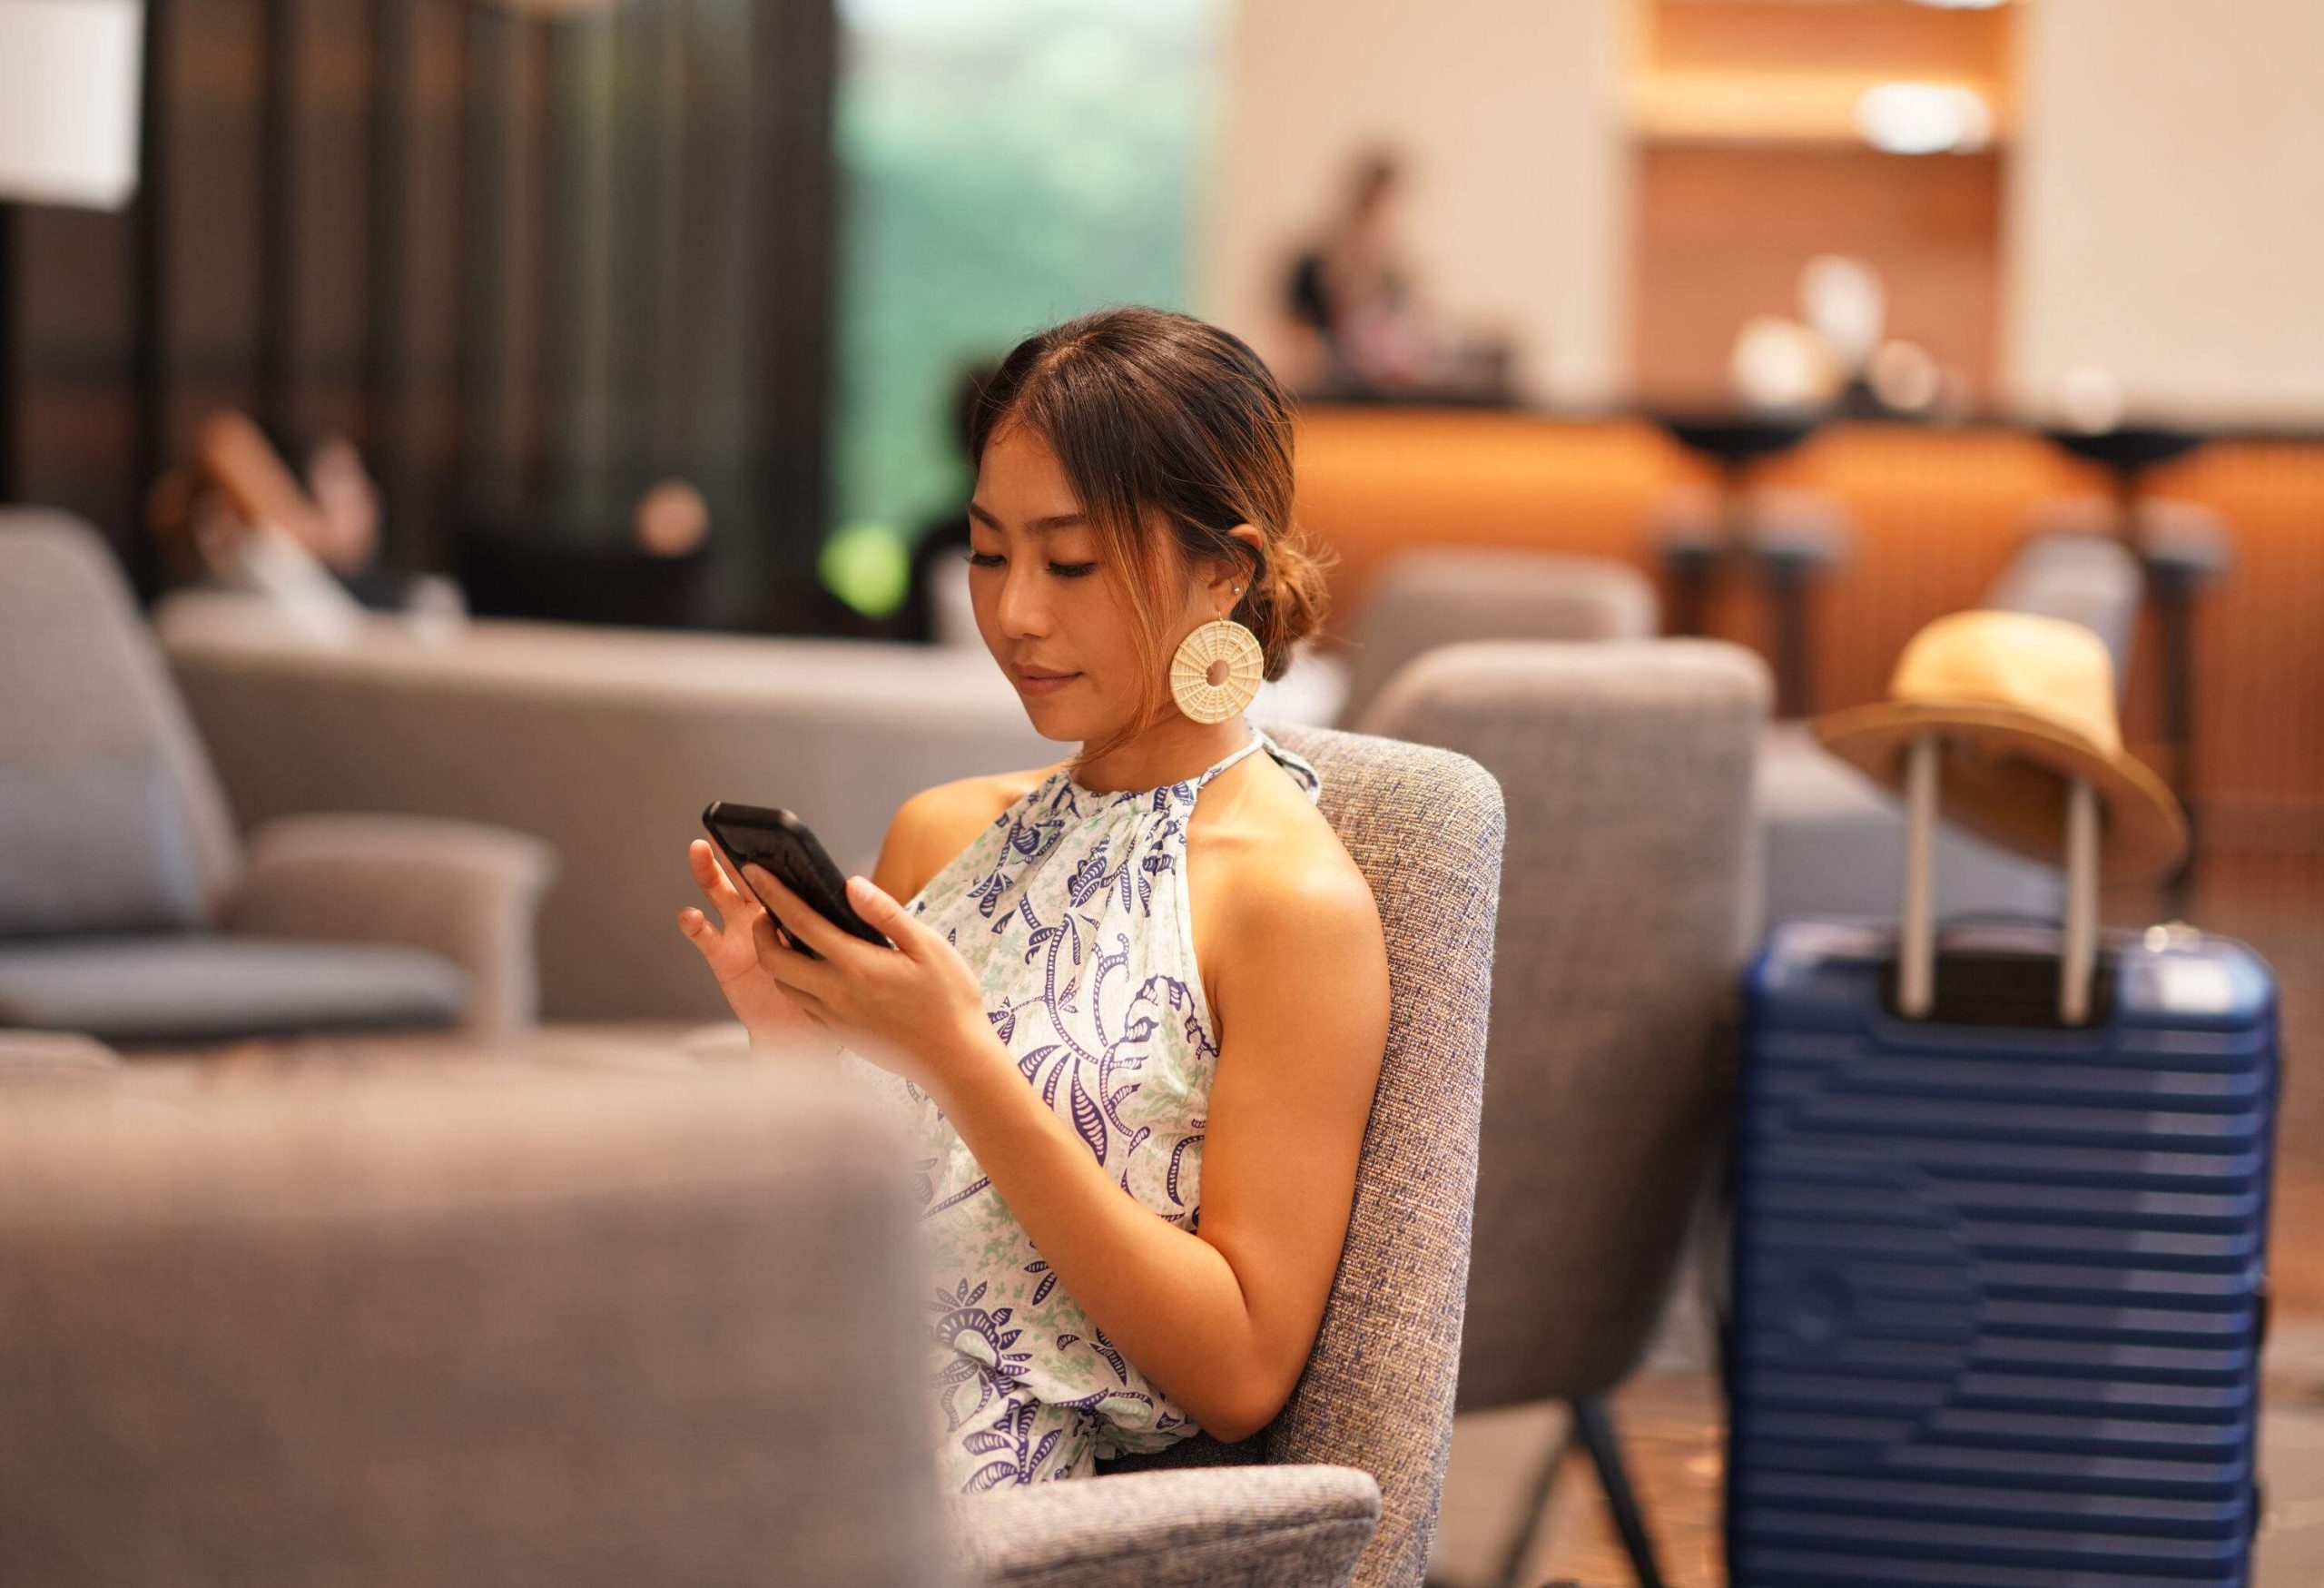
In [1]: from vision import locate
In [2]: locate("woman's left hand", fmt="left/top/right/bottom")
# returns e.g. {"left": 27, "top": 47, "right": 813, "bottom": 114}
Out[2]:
{"left": 741, "top": 865, "right": 993, "bottom": 1088}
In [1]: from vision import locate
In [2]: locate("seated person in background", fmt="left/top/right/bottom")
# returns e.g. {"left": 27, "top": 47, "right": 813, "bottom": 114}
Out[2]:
{"left": 147, "top": 409, "right": 420, "bottom": 614}
{"left": 676, "top": 307, "right": 1390, "bottom": 1492}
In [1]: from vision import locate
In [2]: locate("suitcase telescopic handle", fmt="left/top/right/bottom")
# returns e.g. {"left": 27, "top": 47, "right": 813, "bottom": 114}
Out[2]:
{"left": 1898, "top": 733, "right": 2100, "bottom": 1026}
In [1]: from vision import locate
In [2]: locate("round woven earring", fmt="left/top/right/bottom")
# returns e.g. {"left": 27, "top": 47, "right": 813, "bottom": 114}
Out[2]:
{"left": 1170, "top": 609, "right": 1265, "bottom": 725}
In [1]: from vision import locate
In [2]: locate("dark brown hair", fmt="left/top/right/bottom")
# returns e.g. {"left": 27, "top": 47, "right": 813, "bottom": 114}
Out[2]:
{"left": 970, "top": 307, "right": 1333, "bottom": 744}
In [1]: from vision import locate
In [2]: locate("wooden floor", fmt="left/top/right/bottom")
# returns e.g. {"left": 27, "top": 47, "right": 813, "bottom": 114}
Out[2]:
{"left": 1431, "top": 853, "right": 2324, "bottom": 1587}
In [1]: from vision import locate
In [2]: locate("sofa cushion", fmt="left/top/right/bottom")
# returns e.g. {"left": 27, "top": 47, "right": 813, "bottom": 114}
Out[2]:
{"left": 0, "top": 753, "right": 209, "bottom": 937}
{"left": 1, "top": 510, "right": 245, "bottom": 929}
{"left": 1756, "top": 721, "right": 2063, "bottom": 928}
{"left": 0, "top": 935, "right": 468, "bottom": 1045}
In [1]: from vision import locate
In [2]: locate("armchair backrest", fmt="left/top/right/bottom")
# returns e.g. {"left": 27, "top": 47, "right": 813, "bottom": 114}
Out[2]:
{"left": 0, "top": 509, "right": 241, "bottom": 933}
{"left": 1984, "top": 527, "right": 2143, "bottom": 702}
{"left": 0, "top": 1062, "right": 951, "bottom": 1588}
{"left": 1341, "top": 549, "right": 1658, "bottom": 725}
{"left": 1111, "top": 724, "right": 1504, "bottom": 1588}
{"left": 1362, "top": 641, "right": 1768, "bottom": 1409}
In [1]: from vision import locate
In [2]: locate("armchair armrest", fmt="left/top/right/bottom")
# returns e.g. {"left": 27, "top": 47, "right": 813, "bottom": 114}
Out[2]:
{"left": 222, "top": 814, "right": 556, "bottom": 1031}
{"left": 949, "top": 1465, "right": 1379, "bottom": 1588}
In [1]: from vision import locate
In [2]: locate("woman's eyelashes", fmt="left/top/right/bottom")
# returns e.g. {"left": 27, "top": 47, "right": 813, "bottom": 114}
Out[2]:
{"left": 963, "top": 549, "right": 1098, "bottom": 579}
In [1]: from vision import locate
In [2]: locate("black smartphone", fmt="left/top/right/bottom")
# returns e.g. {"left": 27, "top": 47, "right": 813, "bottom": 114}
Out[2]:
{"left": 701, "top": 801, "right": 892, "bottom": 959}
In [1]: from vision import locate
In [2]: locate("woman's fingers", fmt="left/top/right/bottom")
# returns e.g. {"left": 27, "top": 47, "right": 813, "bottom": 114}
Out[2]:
{"left": 842, "top": 874, "right": 918, "bottom": 955}
{"left": 748, "top": 907, "right": 783, "bottom": 963}
{"left": 743, "top": 864, "right": 847, "bottom": 961}
{"left": 756, "top": 932, "right": 839, "bottom": 1005}
{"left": 689, "top": 839, "right": 755, "bottom": 918}
{"left": 745, "top": 882, "right": 843, "bottom": 1001}
{"left": 677, "top": 904, "right": 722, "bottom": 959}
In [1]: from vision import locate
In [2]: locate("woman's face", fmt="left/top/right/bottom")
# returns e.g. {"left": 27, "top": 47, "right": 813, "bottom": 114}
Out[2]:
{"left": 968, "top": 423, "right": 1212, "bottom": 745}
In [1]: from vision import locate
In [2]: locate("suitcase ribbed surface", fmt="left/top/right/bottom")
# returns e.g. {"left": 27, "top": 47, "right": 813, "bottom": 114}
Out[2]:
{"left": 1729, "top": 921, "right": 2278, "bottom": 1587}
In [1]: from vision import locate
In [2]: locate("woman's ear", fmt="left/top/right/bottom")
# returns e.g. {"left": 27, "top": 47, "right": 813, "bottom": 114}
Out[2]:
{"left": 1208, "top": 524, "right": 1264, "bottom": 614}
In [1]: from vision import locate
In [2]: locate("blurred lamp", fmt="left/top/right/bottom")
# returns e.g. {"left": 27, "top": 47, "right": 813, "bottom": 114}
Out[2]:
{"left": 0, "top": 0, "right": 144, "bottom": 501}
{"left": 1799, "top": 255, "right": 1886, "bottom": 374}
{"left": 1855, "top": 84, "right": 1993, "bottom": 156}
{"left": 1731, "top": 316, "right": 1840, "bottom": 414}
{"left": 1870, "top": 340, "right": 1944, "bottom": 416}
{"left": 0, "top": 0, "right": 144, "bottom": 209}
{"left": 2059, "top": 367, "right": 2129, "bottom": 435}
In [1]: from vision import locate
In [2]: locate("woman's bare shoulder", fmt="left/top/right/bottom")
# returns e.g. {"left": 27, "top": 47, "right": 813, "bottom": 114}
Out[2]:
{"left": 1201, "top": 767, "right": 1381, "bottom": 949}
{"left": 1200, "top": 774, "right": 1388, "bottom": 1062}
{"left": 874, "top": 764, "right": 1063, "bottom": 901}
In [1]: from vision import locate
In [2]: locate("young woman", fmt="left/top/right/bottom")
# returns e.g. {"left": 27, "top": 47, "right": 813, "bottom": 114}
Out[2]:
{"left": 677, "top": 307, "right": 1390, "bottom": 1493}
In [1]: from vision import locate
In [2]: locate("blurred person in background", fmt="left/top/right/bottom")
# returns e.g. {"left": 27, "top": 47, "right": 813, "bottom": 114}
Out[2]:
{"left": 1280, "top": 147, "right": 1513, "bottom": 403}
{"left": 1281, "top": 147, "right": 1449, "bottom": 396}
{"left": 147, "top": 409, "right": 421, "bottom": 611}
{"left": 676, "top": 307, "right": 1389, "bottom": 1494}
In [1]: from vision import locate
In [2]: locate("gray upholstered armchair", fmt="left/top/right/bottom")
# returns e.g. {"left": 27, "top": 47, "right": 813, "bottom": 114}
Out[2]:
{"left": 0, "top": 509, "right": 554, "bottom": 1043}
{"left": 950, "top": 723, "right": 1506, "bottom": 1588}
{"left": 1338, "top": 548, "right": 1659, "bottom": 727}
{"left": 1361, "top": 639, "right": 1769, "bottom": 1588}
{"left": 0, "top": 1061, "right": 957, "bottom": 1587}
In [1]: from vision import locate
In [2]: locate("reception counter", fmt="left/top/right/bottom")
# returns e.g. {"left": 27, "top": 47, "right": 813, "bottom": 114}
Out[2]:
{"left": 1292, "top": 406, "right": 2324, "bottom": 853}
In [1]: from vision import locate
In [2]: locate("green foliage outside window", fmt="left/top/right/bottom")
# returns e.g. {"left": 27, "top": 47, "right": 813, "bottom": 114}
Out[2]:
{"left": 829, "top": 0, "right": 1221, "bottom": 616}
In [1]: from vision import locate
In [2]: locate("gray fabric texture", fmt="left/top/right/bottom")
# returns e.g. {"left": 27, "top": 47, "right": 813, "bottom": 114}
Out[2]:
{"left": 1099, "top": 724, "right": 1504, "bottom": 1588}
{"left": 1984, "top": 528, "right": 2143, "bottom": 695}
{"left": 1754, "top": 720, "right": 2063, "bottom": 932}
{"left": 224, "top": 812, "right": 558, "bottom": 1031}
{"left": 1341, "top": 550, "right": 1658, "bottom": 727}
{"left": 956, "top": 1466, "right": 1379, "bottom": 1588}
{"left": 1361, "top": 641, "right": 1768, "bottom": 1406}
{"left": 0, "top": 934, "right": 470, "bottom": 1044}
{"left": 156, "top": 595, "right": 1059, "bottom": 1021}
{"left": 0, "top": 753, "right": 208, "bottom": 937}
{"left": 0, "top": 1062, "right": 951, "bottom": 1588}
{"left": 0, "top": 510, "right": 242, "bottom": 928}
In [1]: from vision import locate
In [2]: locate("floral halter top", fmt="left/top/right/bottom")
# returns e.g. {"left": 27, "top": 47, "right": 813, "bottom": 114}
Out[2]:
{"left": 849, "top": 726, "right": 1324, "bottom": 1493}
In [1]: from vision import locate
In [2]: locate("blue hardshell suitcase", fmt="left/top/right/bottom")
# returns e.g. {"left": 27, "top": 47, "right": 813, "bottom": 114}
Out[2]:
{"left": 1727, "top": 730, "right": 2279, "bottom": 1588}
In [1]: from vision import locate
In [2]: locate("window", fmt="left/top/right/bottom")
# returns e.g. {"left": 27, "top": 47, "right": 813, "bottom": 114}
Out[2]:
{"left": 828, "top": 0, "right": 1222, "bottom": 615}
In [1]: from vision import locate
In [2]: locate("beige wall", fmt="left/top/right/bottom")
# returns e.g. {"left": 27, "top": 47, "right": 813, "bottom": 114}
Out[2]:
{"left": 1195, "top": 0, "right": 1629, "bottom": 406}
{"left": 2008, "top": 0, "right": 2324, "bottom": 424}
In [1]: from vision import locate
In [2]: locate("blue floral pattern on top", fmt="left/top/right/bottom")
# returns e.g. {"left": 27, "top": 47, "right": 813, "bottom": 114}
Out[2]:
{"left": 846, "top": 727, "right": 1323, "bottom": 1493}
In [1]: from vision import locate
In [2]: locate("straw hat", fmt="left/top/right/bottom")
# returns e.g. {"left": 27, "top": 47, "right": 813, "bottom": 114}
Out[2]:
{"left": 1815, "top": 610, "right": 2187, "bottom": 882}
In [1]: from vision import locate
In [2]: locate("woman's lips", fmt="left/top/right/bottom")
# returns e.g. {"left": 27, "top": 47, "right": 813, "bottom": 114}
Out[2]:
{"left": 1013, "top": 668, "right": 1079, "bottom": 696}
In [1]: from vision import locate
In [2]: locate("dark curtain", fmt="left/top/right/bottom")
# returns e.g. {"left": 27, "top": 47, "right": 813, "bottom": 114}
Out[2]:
{"left": 7, "top": 0, "right": 835, "bottom": 632}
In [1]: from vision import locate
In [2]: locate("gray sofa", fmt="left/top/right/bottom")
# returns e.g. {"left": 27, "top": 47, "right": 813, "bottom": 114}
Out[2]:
{"left": 155, "top": 587, "right": 1349, "bottom": 1023}
{"left": 0, "top": 510, "right": 554, "bottom": 1044}
{"left": 0, "top": 716, "right": 1504, "bottom": 1588}
{"left": 155, "top": 592, "right": 1065, "bottom": 1022}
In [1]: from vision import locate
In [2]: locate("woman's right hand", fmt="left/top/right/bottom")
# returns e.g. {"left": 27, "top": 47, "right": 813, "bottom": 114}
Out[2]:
{"left": 678, "top": 840, "right": 820, "bottom": 1049}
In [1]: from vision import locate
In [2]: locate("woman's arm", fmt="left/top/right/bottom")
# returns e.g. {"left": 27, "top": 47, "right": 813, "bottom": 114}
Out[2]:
{"left": 753, "top": 851, "right": 1389, "bottom": 1443}
{"left": 933, "top": 862, "right": 1388, "bottom": 1439}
